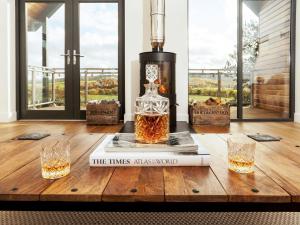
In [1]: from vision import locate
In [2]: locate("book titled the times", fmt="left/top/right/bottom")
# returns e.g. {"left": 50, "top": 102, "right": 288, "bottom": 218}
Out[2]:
{"left": 89, "top": 132, "right": 210, "bottom": 167}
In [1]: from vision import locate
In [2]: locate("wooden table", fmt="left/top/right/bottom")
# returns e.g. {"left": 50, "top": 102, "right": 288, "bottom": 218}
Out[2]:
{"left": 1, "top": 122, "right": 300, "bottom": 211}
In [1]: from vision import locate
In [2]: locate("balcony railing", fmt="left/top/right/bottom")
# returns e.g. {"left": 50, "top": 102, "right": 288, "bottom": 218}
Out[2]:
{"left": 28, "top": 66, "right": 238, "bottom": 109}
{"left": 189, "top": 68, "right": 237, "bottom": 97}
{"left": 28, "top": 66, "right": 118, "bottom": 109}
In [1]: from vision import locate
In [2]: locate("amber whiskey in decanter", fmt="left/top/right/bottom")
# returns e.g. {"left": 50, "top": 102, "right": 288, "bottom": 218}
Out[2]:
{"left": 135, "top": 64, "right": 169, "bottom": 144}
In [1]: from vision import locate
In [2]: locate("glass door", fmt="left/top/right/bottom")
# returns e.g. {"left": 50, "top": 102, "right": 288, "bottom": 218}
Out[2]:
{"left": 20, "top": 0, "right": 73, "bottom": 119}
{"left": 72, "top": 0, "right": 122, "bottom": 119}
{"left": 188, "top": 0, "right": 238, "bottom": 119}
{"left": 241, "top": 0, "right": 292, "bottom": 119}
{"left": 19, "top": 0, "right": 124, "bottom": 119}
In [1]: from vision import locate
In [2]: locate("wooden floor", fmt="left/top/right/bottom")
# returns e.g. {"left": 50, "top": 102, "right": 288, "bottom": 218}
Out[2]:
{"left": 0, "top": 121, "right": 300, "bottom": 204}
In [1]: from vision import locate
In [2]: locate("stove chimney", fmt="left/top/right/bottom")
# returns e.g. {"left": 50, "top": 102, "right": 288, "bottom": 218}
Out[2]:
{"left": 151, "top": 0, "right": 165, "bottom": 52}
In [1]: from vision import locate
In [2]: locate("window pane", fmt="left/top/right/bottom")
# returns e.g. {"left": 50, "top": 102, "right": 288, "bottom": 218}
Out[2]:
{"left": 79, "top": 3, "right": 118, "bottom": 109}
{"left": 242, "top": 0, "right": 290, "bottom": 119}
{"left": 188, "top": 0, "right": 238, "bottom": 119}
{"left": 26, "top": 3, "right": 65, "bottom": 110}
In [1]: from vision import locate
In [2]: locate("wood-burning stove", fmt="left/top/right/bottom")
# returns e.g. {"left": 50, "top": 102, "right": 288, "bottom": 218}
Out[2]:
{"left": 139, "top": 0, "right": 177, "bottom": 129}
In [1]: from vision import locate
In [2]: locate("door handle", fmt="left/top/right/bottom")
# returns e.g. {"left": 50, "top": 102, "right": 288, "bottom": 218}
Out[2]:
{"left": 60, "top": 50, "right": 71, "bottom": 65}
{"left": 73, "top": 50, "right": 84, "bottom": 65}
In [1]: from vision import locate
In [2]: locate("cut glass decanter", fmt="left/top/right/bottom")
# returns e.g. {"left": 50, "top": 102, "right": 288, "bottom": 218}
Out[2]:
{"left": 135, "top": 64, "right": 170, "bottom": 144}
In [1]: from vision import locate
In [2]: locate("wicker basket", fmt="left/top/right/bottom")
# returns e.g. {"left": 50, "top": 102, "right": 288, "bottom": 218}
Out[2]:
{"left": 189, "top": 101, "right": 230, "bottom": 126}
{"left": 86, "top": 100, "right": 120, "bottom": 125}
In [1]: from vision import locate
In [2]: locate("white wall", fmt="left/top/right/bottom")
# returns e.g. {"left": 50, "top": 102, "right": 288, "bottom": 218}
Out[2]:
{"left": 295, "top": 0, "right": 300, "bottom": 122}
{"left": 165, "top": 0, "right": 189, "bottom": 122}
{"left": 123, "top": 0, "right": 144, "bottom": 122}
{"left": 124, "top": 0, "right": 189, "bottom": 122}
{"left": 0, "top": 0, "right": 17, "bottom": 122}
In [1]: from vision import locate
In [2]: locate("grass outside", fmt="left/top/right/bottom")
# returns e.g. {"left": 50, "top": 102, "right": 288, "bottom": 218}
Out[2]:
{"left": 86, "top": 94, "right": 118, "bottom": 101}
{"left": 189, "top": 95, "right": 235, "bottom": 103}
{"left": 80, "top": 95, "right": 118, "bottom": 106}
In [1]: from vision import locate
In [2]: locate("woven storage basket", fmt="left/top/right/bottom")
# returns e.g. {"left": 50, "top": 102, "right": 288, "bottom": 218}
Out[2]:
{"left": 86, "top": 100, "right": 120, "bottom": 125}
{"left": 189, "top": 101, "right": 230, "bottom": 126}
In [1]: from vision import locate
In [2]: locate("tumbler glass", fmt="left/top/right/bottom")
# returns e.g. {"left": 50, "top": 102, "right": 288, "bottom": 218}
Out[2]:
{"left": 227, "top": 135, "right": 256, "bottom": 173}
{"left": 40, "top": 139, "right": 71, "bottom": 179}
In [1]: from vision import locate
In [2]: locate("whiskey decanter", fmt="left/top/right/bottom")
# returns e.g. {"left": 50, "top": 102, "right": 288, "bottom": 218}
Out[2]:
{"left": 135, "top": 64, "right": 169, "bottom": 144}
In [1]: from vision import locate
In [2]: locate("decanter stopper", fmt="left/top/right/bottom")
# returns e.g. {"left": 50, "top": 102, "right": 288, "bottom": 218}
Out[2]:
{"left": 146, "top": 64, "right": 158, "bottom": 83}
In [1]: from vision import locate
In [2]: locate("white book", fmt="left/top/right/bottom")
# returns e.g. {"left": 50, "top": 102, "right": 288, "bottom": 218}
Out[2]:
{"left": 89, "top": 134, "right": 210, "bottom": 167}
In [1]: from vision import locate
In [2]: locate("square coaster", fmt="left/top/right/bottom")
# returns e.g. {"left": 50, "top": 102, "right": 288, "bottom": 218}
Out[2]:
{"left": 15, "top": 133, "right": 50, "bottom": 140}
{"left": 247, "top": 134, "right": 281, "bottom": 142}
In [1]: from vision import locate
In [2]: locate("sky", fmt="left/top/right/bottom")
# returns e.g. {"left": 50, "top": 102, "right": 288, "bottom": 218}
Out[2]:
{"left": 27, "top": 3, "right": 118, "bottom": 69}
{"left": 189, "top": 0, "right": 257, "bottom": 69}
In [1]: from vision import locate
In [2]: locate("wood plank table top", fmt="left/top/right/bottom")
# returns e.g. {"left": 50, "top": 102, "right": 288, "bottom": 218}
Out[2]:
{"left": 0, "top": 121, "right": 300, "bottom": 209}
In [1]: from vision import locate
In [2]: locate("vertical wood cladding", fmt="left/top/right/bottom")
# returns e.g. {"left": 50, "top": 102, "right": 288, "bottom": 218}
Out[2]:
{"left": 252, "top": 0, "right": 290, "bottom": 116}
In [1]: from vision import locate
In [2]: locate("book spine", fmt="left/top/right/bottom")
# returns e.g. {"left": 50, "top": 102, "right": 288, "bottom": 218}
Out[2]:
{"left": 89, "top": 155, "right": 210, "bottom": 167}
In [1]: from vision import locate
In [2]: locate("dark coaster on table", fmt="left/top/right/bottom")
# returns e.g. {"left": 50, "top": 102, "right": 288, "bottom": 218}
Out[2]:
{"left": 247, "top": 134, "right": 281, "bottom": 142}
{"left": 15, "top": 133, "right": 50, "bottom": 140}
